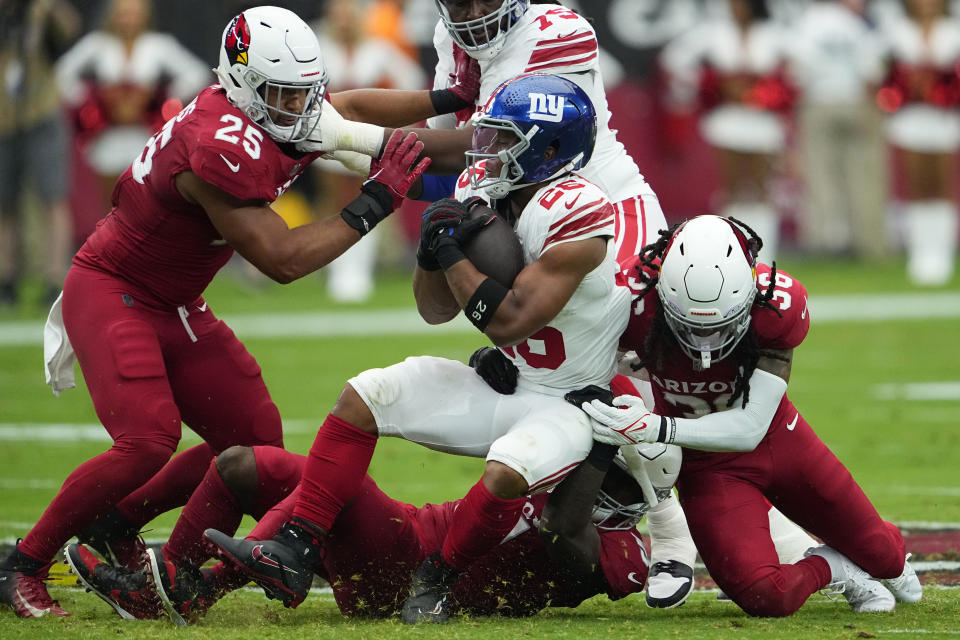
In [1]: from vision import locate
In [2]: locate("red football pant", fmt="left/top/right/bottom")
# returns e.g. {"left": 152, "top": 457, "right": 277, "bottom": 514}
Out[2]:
{"left": 677, "top": 402, "right": 905, "bottom": 617}
{"left": 20, "top": 267, "right": 282, "bottom": 564}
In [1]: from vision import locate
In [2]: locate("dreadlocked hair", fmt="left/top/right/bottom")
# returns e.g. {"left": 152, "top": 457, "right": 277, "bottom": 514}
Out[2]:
{"left": 637, "top": 215, "right": 790, "bottom": 408}
{"left": 632, "top": 223, "right": 682, "bottom": 300}
{"left": 629, "top": 223, "right": 682, "bottom": 374}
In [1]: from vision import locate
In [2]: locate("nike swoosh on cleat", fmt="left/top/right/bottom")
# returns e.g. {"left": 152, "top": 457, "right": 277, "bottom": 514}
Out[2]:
{"left": 627, "top": 572, "right": 645, "bottom": 586}
{"left": 16, "top": 589, "right": 50, "bottom": 617}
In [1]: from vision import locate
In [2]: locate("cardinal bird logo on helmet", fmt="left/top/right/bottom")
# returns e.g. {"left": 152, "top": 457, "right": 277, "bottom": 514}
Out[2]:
{"left": 224, "top": 14, "right": 251, "bottom": 66}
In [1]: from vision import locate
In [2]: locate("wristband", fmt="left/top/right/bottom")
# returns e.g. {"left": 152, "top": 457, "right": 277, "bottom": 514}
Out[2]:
{"left": 340, "top": 182, "right": 392, "bottom": 236}
{"left": 584, "top": 443, "right": 619, "bottom": 472}
{"left": 429, "top": 88, "right": 471, "bottom": 115}
{"left": 464, "top": 277, "right": 508, "bottom": 331}
{"left": 436, "top": 242, "right": 467, "bottom": 270}
{"left": 656, "top": 416, "right": 676, "bottom": 444}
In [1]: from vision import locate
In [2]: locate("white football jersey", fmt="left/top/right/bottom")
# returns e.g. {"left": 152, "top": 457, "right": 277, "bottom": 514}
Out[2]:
{"left": 454, "top": 168, "right": 631, "bottom": 393}
{"left": 430, "top": 4, "right": 649, "bottom": 203}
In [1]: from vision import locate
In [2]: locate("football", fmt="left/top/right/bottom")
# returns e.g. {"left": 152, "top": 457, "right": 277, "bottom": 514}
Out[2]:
{"left": 462, "top": 205, "right": 525, "bottom": 287}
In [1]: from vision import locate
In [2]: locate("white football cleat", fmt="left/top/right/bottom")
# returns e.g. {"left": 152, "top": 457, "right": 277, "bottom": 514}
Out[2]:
{"left": 645, "top": 560, "right": 694, "bottom": 608}
{"left": 805, "top": 545, "right": 895, "bottom": 613}
{"left": 881, "top": 553, "right": 922, "bottom": 603}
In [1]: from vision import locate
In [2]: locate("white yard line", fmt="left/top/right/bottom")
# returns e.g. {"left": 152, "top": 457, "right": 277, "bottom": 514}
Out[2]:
{"left": 0, "top": 419, "right": 319, "bottom": 443}
{"left": 2, "top": 291, "right": 960, "bottom": 346}
{"left": 874, "top": 382, "right": 960, "bottom": 401}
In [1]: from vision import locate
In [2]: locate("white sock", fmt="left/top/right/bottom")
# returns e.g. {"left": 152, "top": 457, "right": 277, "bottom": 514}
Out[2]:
{"left": 646, "top": 493, "right": 698, "bottom": 567}
{"left": 768, "top": 506, "right": 819, "bottom": 564}
{"left": 904, "top": 200, "right": 957, "bottom": 286}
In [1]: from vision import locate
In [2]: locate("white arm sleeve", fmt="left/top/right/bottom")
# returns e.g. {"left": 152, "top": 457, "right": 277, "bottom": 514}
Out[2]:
{"left": 667, "top": 369, "right": 788, "bottom": 452}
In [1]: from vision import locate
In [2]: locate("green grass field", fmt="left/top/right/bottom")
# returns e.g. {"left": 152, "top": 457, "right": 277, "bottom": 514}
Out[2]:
{"left": 1, "top": 256, "right": 958, "bottom": 638}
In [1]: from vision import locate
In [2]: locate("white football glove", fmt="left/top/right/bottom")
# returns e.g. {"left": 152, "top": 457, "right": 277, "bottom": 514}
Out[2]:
{"left": 581, "top": 394, "right": 663, "bottom": 446}
{"left": 295, "top": 101, "right": 385, "bottom": 157}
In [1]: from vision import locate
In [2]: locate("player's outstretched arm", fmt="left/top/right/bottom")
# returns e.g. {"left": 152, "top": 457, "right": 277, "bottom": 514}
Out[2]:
{"left": 178, "top": 132, "right": 428, "bottom": 283}
{"left": 584, "top": 350, "right": 794, "bottom": 451}
{"left": 177, "top": 171, "right": 359, "bottom": 283}
{"left": 329, "top": 44, "right": 479, "bottom": 128}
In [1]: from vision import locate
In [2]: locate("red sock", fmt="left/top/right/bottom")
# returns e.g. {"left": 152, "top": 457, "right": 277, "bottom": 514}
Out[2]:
{"left": 163, "top": 458, "right": 242, "bottom": 567}
{"left": 291, "top": 415, "right": 377, "bottom": 532}
{"left": 441, "top": 480, "right": 523, "bottom": 571}
{"left": 115, "top": 444, "right": 215, "bottom": 528}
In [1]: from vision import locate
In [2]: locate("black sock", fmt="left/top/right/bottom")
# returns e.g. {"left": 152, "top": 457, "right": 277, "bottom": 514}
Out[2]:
{"left": 0, "top": 545, "right": 47, "bottom": 574}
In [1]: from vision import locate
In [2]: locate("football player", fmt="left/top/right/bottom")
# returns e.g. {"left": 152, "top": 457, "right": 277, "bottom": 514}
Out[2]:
{"left": 201, "top": 73, "right": 635, "bottom": 624}
{"left": 299, "top": 0, "right": 698, "bottom": 602}
{"left": 66, "top": 441, "right": 680, "bottom": 625}
{"left": 0, "top": 6, "right": 432, "bottom": 619}
{"left": 309, "top": 0, "right": 667, "bottom": 268}
{"left": 570, "top": 215, "right": 922, "bottom": 616}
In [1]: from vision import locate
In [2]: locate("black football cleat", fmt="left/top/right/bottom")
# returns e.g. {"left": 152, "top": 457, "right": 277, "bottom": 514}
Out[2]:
{"left": 645, "top": 560, "right": 695, "bottom": 609}
{"left": 401, "top": 551, "right": 460, "bottom": 624}
{"left": 64, "top": 544, "right": 161, "bottom": 619}
{"left": 146, "top": 548, "right": 219, "bottom": 626}
{"left": 202, "top": 529, "right": 314, "bottom": 608}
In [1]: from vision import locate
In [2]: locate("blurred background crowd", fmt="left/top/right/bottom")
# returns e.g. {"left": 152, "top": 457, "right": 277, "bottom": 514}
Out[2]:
{"left": 2, "top": 0, "right": 959, "bottom": 308}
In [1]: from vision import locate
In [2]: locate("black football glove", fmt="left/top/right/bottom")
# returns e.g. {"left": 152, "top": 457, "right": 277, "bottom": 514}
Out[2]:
{"left": 421, "top": 202, "right": 498, "bottom": 270}
{"left": 469, "top": 346, "right": 518, "bottom": 395}
{"left": 417, "top": 198, "right": 467, "bottom": 271}
{"left": 564, "top": 384, "right": 615, "bottom": 409}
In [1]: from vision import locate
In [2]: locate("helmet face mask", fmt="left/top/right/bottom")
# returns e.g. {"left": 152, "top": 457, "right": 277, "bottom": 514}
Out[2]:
{"left": 215, "top": 7, "right": 328, "bottom": 143}
{"left": 465, "top": 74, "right": 597, "bottom": 200}
{"left": 435, "top": 0, "right": 530, "bottom": 60}
{"left": 656, "top": 216, "right": 758, "bottom": 369}
{"left": 591, "top": 443, "right": 681, "bottom": 531}
{"left": 467, "top": 119, "right": 536, "bottom": 199}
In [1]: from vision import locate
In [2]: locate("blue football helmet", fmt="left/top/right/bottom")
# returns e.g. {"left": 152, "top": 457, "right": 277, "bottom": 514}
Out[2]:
{"left": 466, "top": 74, "right": 597, "bottom": 200}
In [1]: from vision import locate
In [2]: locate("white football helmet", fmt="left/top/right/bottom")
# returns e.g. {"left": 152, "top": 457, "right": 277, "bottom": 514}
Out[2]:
{"left": 657, "top": 215, "right": 758, "bottom": 369}
{"left": 435, "top": 0, "right": 530, "bottom": 61}
{"left": 215, "top": 6, "right": 328, "bottom": 143}
{"left": 592, "top": 443, "right": 681, "bottom": 531}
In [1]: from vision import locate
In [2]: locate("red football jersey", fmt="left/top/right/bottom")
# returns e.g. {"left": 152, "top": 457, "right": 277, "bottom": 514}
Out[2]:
{"left": 619, "top": 259, "right": 809, "bottom": 421}
{"left": 74, "top": 85, "right": 322, "bottom": 308}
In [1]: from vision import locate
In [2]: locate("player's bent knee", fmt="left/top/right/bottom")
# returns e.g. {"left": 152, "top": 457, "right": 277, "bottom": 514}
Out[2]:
{"left": 859, "top": 524, "right": 907, "bottom": 579}
{"left": 331, "top": 383, "right": 377, "bottom": 434}
{"left": 112, "top": 437, "right": 177, "bottom": 474}
{"left": 481, "top": 461, "right": 528, "bottom": 499}
{"left": 216, "top": 446, "right": 259, "bottom": 508}
{"left": 216, "top": 446, "right": 256, "bottom": 486}
{"left": 733, "top": 571, "right": 810, "bottom": 618}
